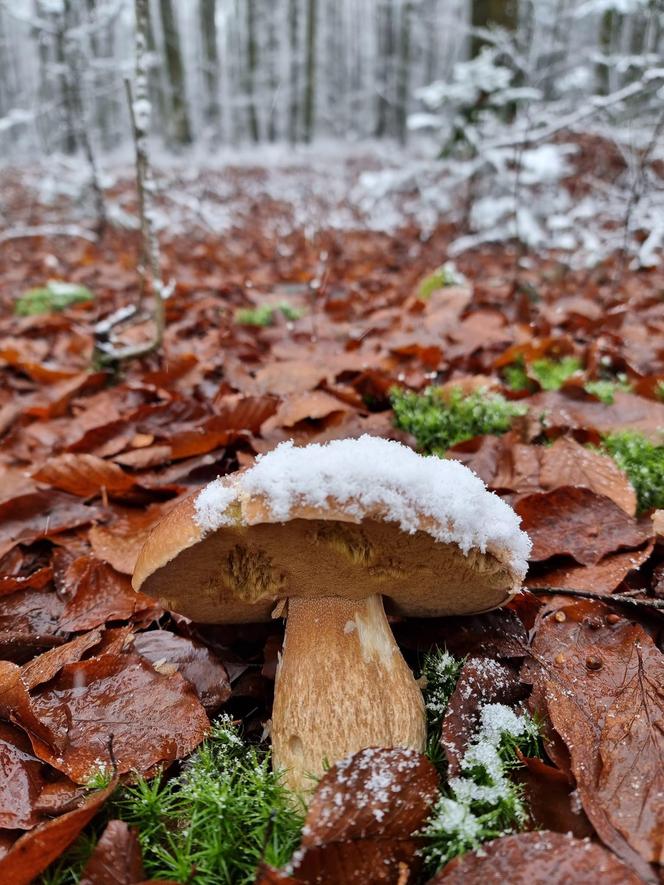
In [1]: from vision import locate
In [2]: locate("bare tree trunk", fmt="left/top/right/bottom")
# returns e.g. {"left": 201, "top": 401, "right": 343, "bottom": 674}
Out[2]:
{"left": 246, "top": 0, "right": 260, "bottom": 142}
{"left": 267, "top": 4, "right": 279, "bottom": 142}
{"left": 159, "top": 0, "right": 192, "bottom": 145}
{"left": 303, "top": 0, "right": 317, "bottom": 142}
{"left": 375, "top": 0, "right": 394, "bottom": 137}
{"left": 288, "top": 0, "right": 299, "bottom": 143}
{"left": 56, "top": 1, "right": 77, "bottom": 154}
{"left": 396, "top": 0, "right": 412, "bottom": 145}
{"left": 199, "top": 0, "right": 221, "bottom": 137}
{"left": 471, "top": 0, "right": 518, "bottom": 58}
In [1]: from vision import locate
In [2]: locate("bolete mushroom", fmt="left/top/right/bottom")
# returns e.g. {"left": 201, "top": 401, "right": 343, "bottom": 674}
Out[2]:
{"left": 133, "top": 436, "right": 530, "bottom": 793}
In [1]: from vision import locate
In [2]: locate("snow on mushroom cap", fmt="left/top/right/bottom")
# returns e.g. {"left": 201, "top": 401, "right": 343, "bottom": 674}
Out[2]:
{"left": 194, "top": 435, "right": 531, "bottom": 577}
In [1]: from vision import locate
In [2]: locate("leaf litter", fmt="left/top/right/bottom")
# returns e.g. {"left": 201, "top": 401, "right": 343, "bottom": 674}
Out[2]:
{"left": 0, "top": 164, "right": 664, "bottom": 882}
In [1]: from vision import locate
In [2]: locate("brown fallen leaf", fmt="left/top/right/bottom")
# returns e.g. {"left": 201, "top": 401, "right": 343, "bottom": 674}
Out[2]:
{"left": 288, "top": 747, "right": 439, "bottom": 884}
{"left": 428, "top": 831, "right": 642, "bottom": 884}
{"left": 515, "top": 754, "right": 593, "bottom": 839}
{"left": 524, "top": 390, "right": 664, "bottom": 441}
{"left": 527, "top": 601, "right": 664, "bottom": 878}
{"left": 515, "top": 487, "right": 651, "bottom": 565}
{"left": 538, "top": 437, "right": 636, "bottom": 515}
{"left": 262, "top": 391, "right": 350, "bottom": 431}
{"left": 79, "top": 820, "right": 144, "bottom": 885}
{"left": 88, "top": 503, "right": 174, "bottom": 575}
{"left": 25, "top": 654, "right": 209, "bottom": 783}
{"left": 526, "top": 541, "right": 654, "bottom": 594}
{"left": 21, "top": 628, "right": 103, "bottom": 690}
{"left": 133, "top": 630, "right": 231, "bottom": 713}
{"left": 0, "top": 489, "right": 101, "bottom": 560}
{"left": 0, "top": 780, "right": 116, "bottom": 885}
{"left": 0, "top": 722, "right": 46, "bottom": 830}
{"left": 32, "top": 453, "right": 136, "bottom": 497}
{"left": 58, "top": 557, "right": 159, "bottom": 632}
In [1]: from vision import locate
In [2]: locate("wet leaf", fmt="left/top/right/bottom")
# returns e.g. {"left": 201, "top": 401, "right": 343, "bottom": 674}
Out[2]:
{"left": 515, "top": 487, "right": 651, "bottom": 565}
{"left": 0, "top": 781, "right": 116, "bottom": 885}
{"left": 428, "top": 831, "right": 642, "bottom": 884}
{"left": 527, "top": 601, "right": 664, "bottom": 876}
{"left": 0, "top": 723, "right": 45, "bottom": 829}
{"left": 27, "top": 653, "right": 209, "bottom": 782}
{"left": 79, "top": 820, "right": 144, "bottom": 885}
{"left": 32, "top": 454, "right": 135, "bottom": 497}
{"left": 289, "top": 747, "right": 438, "bottom": 884}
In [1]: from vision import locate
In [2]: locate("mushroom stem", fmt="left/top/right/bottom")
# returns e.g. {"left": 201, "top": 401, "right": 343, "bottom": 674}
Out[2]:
{"left": 271, "top": 594, "right": 426, "bottom": 795}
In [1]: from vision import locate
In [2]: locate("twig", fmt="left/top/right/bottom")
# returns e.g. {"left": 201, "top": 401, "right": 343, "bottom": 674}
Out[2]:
{"left": 94, "top": 0, "right": 165, "bottom": 364}
{"left": 486, "top": 71, "right": 664, "bottom": 151}
{"left": 528, "top": 586, "right": 664, "bottom": 611}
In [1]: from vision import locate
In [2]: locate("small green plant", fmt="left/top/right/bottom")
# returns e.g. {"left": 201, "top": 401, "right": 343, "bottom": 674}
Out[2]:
{"left": 584, "top": 375, "right": 632, "bottom": 404}
{"left": 421, "top": 704, "right": 540, "bottom": 873}
{"left": 41, "top": 717, "right": 304, "bottom": 885}
{"left": 391, "top": 387, "right": 527, "bottom": 456}
{"left": 530, "top": 356, "right": 582, "bottom": 391}
{"left": 422, "top": 649, "right": 464, "bottom": 772}
{"left": 418, "top": 263, "right": 466, "bottom": 300}
{"left": 113, "top": 716, "right": 304, "bottom": 884}
{"left": 655, "top": 381, "right": 664, "bottom": 402}
{"left": 15, "top": 281, "right": 94, "bottom": 316}
{"left": 602, "top": 432, "right": 664, "bottom": 512}
{"left": 234, "top": 302, "right": 305, "bottom": 326}
{"left": 502, "top": 357, "right": 532, "bottom": 392}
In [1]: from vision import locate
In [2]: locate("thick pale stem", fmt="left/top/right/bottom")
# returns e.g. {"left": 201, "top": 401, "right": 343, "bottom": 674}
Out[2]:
{"left": 271, "top": 594, "right": 426, "bottom": 795}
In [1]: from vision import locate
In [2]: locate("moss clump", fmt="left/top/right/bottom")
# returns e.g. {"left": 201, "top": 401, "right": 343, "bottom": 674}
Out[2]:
{"left": 602, "top": 432, "right": 664, "bottom": 512}
{"left": 421, "top": 703, "right": 540, "bottom": 873}
{"left": 584, "top": 375, "right": 632, "bottom": 404}
{"left": 530, "top": 356, "right": 582, "bottom": 391}
{"left": 418, "top": 263, "right": 466, "bottom": 300}
{"left": 41, "top": 717, "right": 304, "bottom": 885}
{"left": 235, "top": 302, "right": 305, "bottom": 326}
{"left": 15, "top": 281, "right": 94, "bottom": 316}
{"left": 502, "top": 357, "right": 532, "bottom": 392}
{"left": 391, "top": 387, "right": 527, "bottom": 456}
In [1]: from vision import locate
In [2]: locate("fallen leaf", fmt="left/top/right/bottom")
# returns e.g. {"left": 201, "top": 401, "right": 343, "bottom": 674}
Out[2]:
{"left": 27, "top": 653, "right": 209, "bottom": 782}
{"left": 58, "top": 557, "right": 158, "bottom": 631}
{"left": 133, "top": 630, "right": 231, "bottom": 713}
{"left": 79, "top": 820, "right": 144, "bottom": 885}
{"left": 289, "top": 747, "right": 438, "bottom": 884}
{"left": 527, "top": 541, "right": 654, "bottom": 594}
{"left": 21, "top": 629, "right": 103, "bottom": 690}
{"left": 515, "top": 487, "right": 651, "bottom": 565}
{"left": 527, "top": 601, "right": 664, "bottom": 877}
{"left": 0, "top": 781, "right": 116, "bottom": 885}
{"left": 0, "top": 723, "right": 45, "bottom": 829}
{"left": 32, "top": 454, "right": 135, "bottom": 497}
{"left": 428, "top": 831, "right": 642, "bottom": 884}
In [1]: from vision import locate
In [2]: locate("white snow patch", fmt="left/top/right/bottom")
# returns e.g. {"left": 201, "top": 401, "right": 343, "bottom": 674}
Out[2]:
{"left": 194, "top": 436, "right": 530, "bottom": 576}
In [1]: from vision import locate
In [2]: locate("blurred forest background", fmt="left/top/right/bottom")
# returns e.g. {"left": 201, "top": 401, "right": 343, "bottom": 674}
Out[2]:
{"left": 0, "top": 0, "right": 663, "bottom": 265}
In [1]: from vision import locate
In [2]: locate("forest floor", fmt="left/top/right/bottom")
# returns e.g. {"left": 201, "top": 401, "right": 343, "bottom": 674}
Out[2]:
{"left": 0, "top": 138, "right": 663, "bottom": 884}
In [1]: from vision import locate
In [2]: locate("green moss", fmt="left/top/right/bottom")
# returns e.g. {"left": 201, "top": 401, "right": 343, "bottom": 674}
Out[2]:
{"left": 418, "top": 263, "right": 466, "bottom": 300}
{"left": 15, "top": 282, "right": 94, "bottom": 316}
{"left": 421, "top": 705, "right": 540, "bottom": 873}
{"left": 530, "top": 356, "right": 582, "bottom": 391}
{"left": 602, "top": 432, "right": 664, "bottom": 512}
{"left": 584, "top": 375, "right": 632, "bottom": 404}
{"left": 391, "top": 386, "right": 527, "bottom": 456}
{"left": 234, "top": 302, "right": 305, "bottom": 326}
{"left": 41, "top": 717, "right": 304, "bottom": 885}
{"left": 502, "top": 357, "right": 532, "bottom": 392}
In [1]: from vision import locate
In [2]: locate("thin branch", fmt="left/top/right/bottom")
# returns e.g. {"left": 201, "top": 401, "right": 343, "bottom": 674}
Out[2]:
{"left": 528, "top": 586, "right": 664, "bottom": 612}
{"left": 486, "top": 71, "right": 664, "bottom": 151}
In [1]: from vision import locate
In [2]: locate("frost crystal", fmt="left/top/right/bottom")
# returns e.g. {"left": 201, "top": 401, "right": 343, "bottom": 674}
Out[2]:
{"left": 193, "top": 435, "right": 530, "bottom": 576}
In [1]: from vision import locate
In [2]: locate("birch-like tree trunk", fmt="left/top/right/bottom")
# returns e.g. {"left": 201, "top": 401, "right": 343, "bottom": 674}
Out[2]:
{"left": 246, "top": 0, "right": 260, "bottom": 143}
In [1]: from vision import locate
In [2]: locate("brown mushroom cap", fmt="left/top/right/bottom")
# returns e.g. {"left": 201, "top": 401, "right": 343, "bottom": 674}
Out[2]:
{"left": 133, "top": 437, "right": 530, "bottom": 622}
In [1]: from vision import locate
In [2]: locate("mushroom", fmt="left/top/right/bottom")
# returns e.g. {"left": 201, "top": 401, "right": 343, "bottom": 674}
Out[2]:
{"left": 133, "top": 436, "right": 530, "bottom": 794}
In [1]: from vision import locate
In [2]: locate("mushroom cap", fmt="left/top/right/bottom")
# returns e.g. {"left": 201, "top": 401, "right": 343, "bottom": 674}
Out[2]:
{"left": 133, "top": 436, "right": 531, "bottom": 622}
